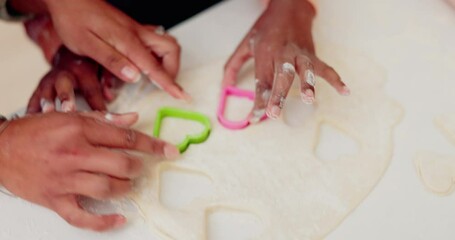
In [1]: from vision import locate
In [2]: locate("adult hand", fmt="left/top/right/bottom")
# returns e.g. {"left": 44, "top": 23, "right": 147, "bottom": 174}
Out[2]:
{"left": 27, "top": 46, "right": 106, "bottom": 113}
{"left": 223, "top": 0, "right": 350, "bottom": 122}
{"left": 40, "top": 0, "right": 187, "bottom": 99}
{"left": 0, "top": 111, "right": 180, "bottom": 231}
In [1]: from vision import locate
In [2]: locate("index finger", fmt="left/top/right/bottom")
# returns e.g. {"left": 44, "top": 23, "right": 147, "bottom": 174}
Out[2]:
{"left": 223, "top": 34, "right": 253, "bottom": 87}
{"left": 82, "top": 117, "right": 180, "bottom": 159}
{"left": 83, "top": 34, "right": 141, "bottom": 84}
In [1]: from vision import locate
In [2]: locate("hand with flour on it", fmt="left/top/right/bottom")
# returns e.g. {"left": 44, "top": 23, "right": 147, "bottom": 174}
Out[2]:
{"left": 26, "top": 46, "right": 107, "bottom": 113}
{"left": 223, "top": 0, "right": 350, "bottom": 122}
{"left": 0, "top": 111, "right": 180, "bottom": 231}
{"left": 26, "top": 46, "right": 126, "bottom": 114}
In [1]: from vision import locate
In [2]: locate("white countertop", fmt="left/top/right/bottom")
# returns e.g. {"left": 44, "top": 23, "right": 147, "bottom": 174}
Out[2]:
{"left": 1, "top": 0, "right": 455, "bottom": 239}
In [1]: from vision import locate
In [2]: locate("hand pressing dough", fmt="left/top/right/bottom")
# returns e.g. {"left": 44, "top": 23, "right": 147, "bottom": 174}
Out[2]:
{"left": 414, "top": 114, "right": 455, "bottom": 196}
{"left": 110, "top": 45, "right": 403, "bottom": 240}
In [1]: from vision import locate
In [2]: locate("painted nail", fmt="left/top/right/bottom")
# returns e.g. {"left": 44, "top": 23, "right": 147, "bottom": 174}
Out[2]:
{"left": 341, "top": 86, "right": 351, "bottom": 96}
{"left": 40, "top": 98, "right": 54, "bottom": 113}
{"left": 105, "top": 113, "right": 114, "bottom": 121}
{"left": 61, "top": 101, "right": 75, "bottom": 112}
{"left": 151, "top": 80, "right": 163, "bottom": 90}
{"left": 164, "top": 144, "right": 180, "bottom": 159}
{"left": 305, "top": 69, "right": 316, "bottom": 87}
{"left": 249, "top": 109, "right": 266, "bottom": 124}
{"left": 118, "top": 112, "right": 139, "bottom": 124}
{"left": 282, "top": 62, "right": 296, "bottom": 74}
{"left": 121, "top": 66, "right": 140, "bottom": 82}
{"left": 155, "top": 25, "right": 165, "bottom": 35}
{"left": 301, "top": 89, "right": 315, "bottom": 105}
{"left": 267, "top": 106, "right": 281, "bottom": 119}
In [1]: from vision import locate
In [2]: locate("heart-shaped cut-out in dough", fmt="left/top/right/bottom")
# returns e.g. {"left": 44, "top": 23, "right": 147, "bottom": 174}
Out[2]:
{"left": 131, "top": 47, "right": 404, "bottom": 240}
{"left": 153, "top": 107, "right": 211, "bottom": 153}
{"left": 217, "top": 86, "right": 267, "bottom": 130}
{"left": 414, "top": 114, "right": 455, "bottom": 196}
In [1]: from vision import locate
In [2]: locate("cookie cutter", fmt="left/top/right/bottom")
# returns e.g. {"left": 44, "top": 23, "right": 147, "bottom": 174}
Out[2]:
{"left": 217, "top": 86, "right": 267, "bottom": 130}
{"left": 153, "top": 107, "right": 212, "bottom": 153}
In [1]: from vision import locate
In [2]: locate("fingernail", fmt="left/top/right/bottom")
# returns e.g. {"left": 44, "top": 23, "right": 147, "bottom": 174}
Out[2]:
{"left": 151, "top": 80, "right": 163, "bottom": 90}
{"left": 119, "top": 112, "right": 139, "bottom": 123}
{"left": 113, "top": 215, "right": 126, "bottom": 228}
{"left": 181, "top": 91, "right": 193, "bottom": 103}
{"left": 164, "top": 144, "right": 180, "bottom": 159}
{"left": 282, "top": 62, "right": 296, "bottom": 74}
{"left": 341, "top": 86, "right": 351, "bottom": 96}
{"left": 121, "top": 66, "right": 140, "bottom": 82}
{"left": 266, "top": 106, "right": 281, "bottom": 119}
{"left": 103, "top": 88, "right": 115, "bottom": 101}
{"left": 155, "top": 25, "right": 165, "bottom": 35}
{"left": 249, "top": 109, "right": 266, "bottom": 124}
{"left": 301, "top": 89, "right": 315, "bottom": 105}
{"left": 305, "top": 69, "right": 316, "bottom": 87}
{"left": 105, "top": 113, "right": 114, "bottom": 121}
{"left": 61, "top": 101, "right": 75, "bottom": 112}
{"left": 40, "top": 98, "right": 54, "bottom": 113}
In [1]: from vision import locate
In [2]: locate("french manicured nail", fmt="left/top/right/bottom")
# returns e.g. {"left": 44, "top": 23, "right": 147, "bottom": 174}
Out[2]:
{"left": 105, "top": 113, "right": 114, "bottom": 121}
{"left": 121, "top": 66, "right": 140, "bottom": 82}
{"left": 105, "top": 112, "right": 139, "bottom": 123}
{"left": 341, "top": 86, "right": 351, "bottom": 96}
{"left": 61, "top": 101, "right": 75, "bottom": 112}
{"left": 267, "top": 106, "right": 281, "bottom": 119}
{"left": 301, "top": 89, "right": 315, "bottom": 104}
{"left": 40, "top": 98, "right": 54, "bottom": 113}
{"left": 155, "top": 25, "right": 165, "bottom": 35}
{"left": 164, "top": 144, "right": 180, "bottom": 159}
{"left": 305, "top": 69, "right": 316, "bottom": 87}
{"left": 249, "top": 109, "right": 266, "bottom": 124}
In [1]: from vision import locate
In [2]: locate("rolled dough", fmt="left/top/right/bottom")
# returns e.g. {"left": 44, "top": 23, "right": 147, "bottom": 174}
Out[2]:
{"left": 110, "top": 45, "right": 403, "bottom": 240}
{"left": 414, "top": 114, "right": 455, "bottom": 196}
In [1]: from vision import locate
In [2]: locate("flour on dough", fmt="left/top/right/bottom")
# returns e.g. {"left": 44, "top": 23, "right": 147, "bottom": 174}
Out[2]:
{"left": 108, "top": 45, "right": 402, "bottom": 240}
{"left": 414, "top": 114, "right": 455, "bottom": 196}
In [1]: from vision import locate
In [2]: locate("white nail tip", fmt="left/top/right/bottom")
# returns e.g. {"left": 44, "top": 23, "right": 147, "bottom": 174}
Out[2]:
{"left": 305, "top": 70, "right": 316, "bottom": 87}
{"left": 282, "top": 62, "right": 296, "bottom": 73}
{"left": 105, "top": 113, "right": 114, "bottom": 121}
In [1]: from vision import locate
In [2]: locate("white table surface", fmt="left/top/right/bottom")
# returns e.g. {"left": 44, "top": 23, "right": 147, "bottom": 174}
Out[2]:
{"left": 1, "top": 0, "right": 455, "bottom": 239}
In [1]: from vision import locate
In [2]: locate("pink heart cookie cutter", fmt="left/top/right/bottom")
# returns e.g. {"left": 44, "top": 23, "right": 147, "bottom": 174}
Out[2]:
{"left": 217, "top": 86, "right": 267, "bottom": 130}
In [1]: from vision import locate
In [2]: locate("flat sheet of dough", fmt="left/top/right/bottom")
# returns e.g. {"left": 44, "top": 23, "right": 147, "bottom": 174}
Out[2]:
{"left": 110, "top": 45, "right": 403, "bottom": 240}
{"left": 414, "top": 114, "right": 455, "bottom": 196}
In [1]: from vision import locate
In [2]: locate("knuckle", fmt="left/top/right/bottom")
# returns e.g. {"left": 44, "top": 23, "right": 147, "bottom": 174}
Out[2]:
{"left": 65, "top": 116, "right": 86, "bottom": 135}
{"left": 117, "top": 157, "right": 134, "bottom": 175}
{"left": 104, "top": 54, "right": 123, "bottom": 68}
{"left": 97, "top": 178, "right": 112, "bottom": 199}
{"left": 123, "top": 129, "right": 137, "bottom": 148}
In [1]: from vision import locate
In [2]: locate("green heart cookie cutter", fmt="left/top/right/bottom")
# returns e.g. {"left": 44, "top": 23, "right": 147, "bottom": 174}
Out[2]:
{"left": 153, "top": 107, "right": 212, "bottom": 153}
